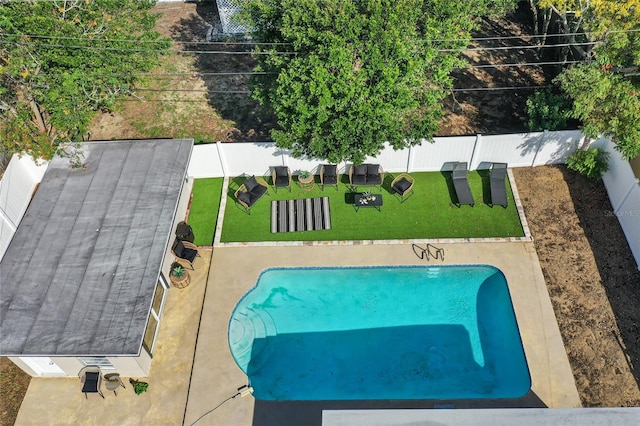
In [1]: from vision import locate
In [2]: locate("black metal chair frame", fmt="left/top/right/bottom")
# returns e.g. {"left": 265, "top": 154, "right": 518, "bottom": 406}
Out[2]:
{"left": 319, "top": 164, "right": 339, "bottom": 191}
{"left": 272, "top": 166, "right": 291, "bottom": 192}
{"left": 79, "top": 366, "right": 104, "bottom": 399}
{"left": 390, "top": 173, "right": 415, "bottom": 203}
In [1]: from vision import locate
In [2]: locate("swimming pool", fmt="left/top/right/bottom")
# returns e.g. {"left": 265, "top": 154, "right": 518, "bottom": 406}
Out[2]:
{"left": 228, "top": 265, "right": 531, "bottom": 401}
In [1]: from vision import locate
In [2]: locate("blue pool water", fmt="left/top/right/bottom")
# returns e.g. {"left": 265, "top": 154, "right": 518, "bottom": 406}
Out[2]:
{"left": 228, "top": 265, "right": 531, "bottom": 401}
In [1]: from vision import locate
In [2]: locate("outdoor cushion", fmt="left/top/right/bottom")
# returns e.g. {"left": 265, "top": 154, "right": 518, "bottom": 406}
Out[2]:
{"left": 367, "top": 164, "right": 379, "bottom": 175}
{"left": 324, "top": 165, "right": 337, "bottom": 176}
{"left": 244, "top": 176, "right": 259, "bottom": 192}
{"left": 274, "top": 167, "right": 289, "bottom": 185}
{"left": 352, "top": 174, "right": 367, "bottom": 185}
{"left": 393, "top": 177, "right": 411, "bottom": 194}
{"left": 251, "top": 183, "right": 267, "bottom": 198}
{"left": 237, "top": 190, "right": 252, "bottom": 206}
{"left": 354, "top": 165, "right": 367, "bottom": 176}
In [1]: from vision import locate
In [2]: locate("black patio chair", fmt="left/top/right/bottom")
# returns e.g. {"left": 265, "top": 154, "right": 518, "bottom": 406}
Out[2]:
{"left": 452, "top": 162, "right": 474, "bottom": 207}
{"left": 175, "top": 221, "right": 195, "bottom": 243}
{"left": 319, "top": 164, "right": 339, "bottom": 191}
{"left": 391, "top": 173, "right": 415, "bottom": 203}
{"left": 272, "top": 166, "right": 291, "bottom": 192}
{"left": 490, "top": 162, "right": 508, "bottom": 208}
{"left": 234, "top": 175, "right": 269, "bottom": 214}
{"left": 79, "top": 366, "right": 104, "bottom": 399}
{"left": 172, "top": 238, "right": 199, "bottom": 270}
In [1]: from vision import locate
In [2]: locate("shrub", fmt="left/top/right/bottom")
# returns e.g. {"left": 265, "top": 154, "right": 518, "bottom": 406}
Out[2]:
{"left": 565, "top": 147, "right": 610, "bottom": 179}
{"left": 525, "top": 89, "right": 572, "bottom": 131}
{"left": 129, "top": 379, "right": 149, "bottom": 395}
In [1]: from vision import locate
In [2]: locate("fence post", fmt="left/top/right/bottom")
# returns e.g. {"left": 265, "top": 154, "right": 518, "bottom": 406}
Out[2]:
{"left": 216, "top": 141, "right": 228, "bottom": 177}
{"left": 406, "top": 143, "right": 415, "bottom": 173}
{"left": 469, "top": 134, "right": 481, "bottom": 170}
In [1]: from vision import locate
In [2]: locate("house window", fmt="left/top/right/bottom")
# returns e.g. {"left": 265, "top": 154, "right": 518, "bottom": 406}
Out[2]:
{"left": 143, "top": 276, "right": 169, "bottom": 356}
{"left": 79, "top": 357, "right": 115, "bottom": 370}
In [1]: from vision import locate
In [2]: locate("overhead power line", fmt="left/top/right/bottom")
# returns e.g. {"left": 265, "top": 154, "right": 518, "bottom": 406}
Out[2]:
{"left": 0, "top": 38, "right": 606, "bottom": 56}
{"left": 2, "top": 28, "right": 639, "bottom": 46}
{"left": 126, "top": 83, "right": 554, "bottom": 96}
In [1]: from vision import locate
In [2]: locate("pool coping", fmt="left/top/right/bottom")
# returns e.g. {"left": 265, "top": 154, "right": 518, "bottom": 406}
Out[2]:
{"left": 207, "top": 169, "right": 531, "bottom": 249}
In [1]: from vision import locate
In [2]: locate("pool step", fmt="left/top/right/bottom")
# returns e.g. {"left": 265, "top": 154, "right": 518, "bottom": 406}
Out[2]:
{"left": 229, "top": 307, "right": 277, "bottom": 371}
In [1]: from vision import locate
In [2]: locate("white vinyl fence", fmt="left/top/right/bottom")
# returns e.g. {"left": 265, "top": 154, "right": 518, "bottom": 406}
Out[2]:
{"left": 187, "top": 130, "right": 584, "bottom": 178}
{"left": 2, "top": 131, "right": 637, "bottom": 270}
{"left": 0, "top": 155, "right": 48, "bottom": 260}
{"left": 593, "top": 139, "right": 640, "bottom": 271}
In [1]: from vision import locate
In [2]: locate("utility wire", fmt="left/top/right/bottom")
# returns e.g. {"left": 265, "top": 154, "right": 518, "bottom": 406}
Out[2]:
{"left": 0, "top": 40, "right": 296, "bottom": 55}
{"left": 0, "top": 38, "right": 606, "bottom": 55}
{"left": 25, "top": 58, "right": 588, "bottom": 80}
{"left": 2, "top": 28, "right": 639, "bottom": 45}
{"left": 122, "top": 83, "right": 555, "bottom": 96}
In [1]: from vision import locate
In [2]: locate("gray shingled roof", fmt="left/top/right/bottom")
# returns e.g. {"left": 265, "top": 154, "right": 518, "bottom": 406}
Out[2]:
{"left": 0, "top": 139, "right": 193, "bottom": 356}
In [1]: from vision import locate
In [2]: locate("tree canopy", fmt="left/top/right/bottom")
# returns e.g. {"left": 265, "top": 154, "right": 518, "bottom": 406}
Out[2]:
{"left": 533, "top": 0, "right": 640, "bottom": 159}
{"left": 242, "top": 0, "right": 513, "bottom": 163}
{"left": 0, "top": 0, "right": 169, "bottom": 160}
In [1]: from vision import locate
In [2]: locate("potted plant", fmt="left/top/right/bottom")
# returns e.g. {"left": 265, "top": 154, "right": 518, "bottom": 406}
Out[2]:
{"left": 299, "top": 170, "right": 310, "bottom": 180}
{"left": 169, "top": 261, "right": 190, "bottom": 289}
{"left": 129, "top": 378, "right": 149, "bottom": 395}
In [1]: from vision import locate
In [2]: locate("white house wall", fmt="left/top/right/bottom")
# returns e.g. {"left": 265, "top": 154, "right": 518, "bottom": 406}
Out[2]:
{"left": 0, "top": 155, "right": 48, "bottom": 260}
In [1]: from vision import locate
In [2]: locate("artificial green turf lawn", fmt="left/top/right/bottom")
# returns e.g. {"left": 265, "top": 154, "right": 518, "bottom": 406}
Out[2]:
{"left": 187, "top": 178, "right": 223, "bottom": 246}
{"left": 208, "top": 171, "right": 524, "bottom": 243}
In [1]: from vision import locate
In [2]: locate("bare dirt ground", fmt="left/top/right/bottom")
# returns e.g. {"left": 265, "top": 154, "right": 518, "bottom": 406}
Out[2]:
{"left": 514, "top": 166, "right": 640, "bottom": 407}
{"left": 2, "top": 3, "right": 639, "bottom": 425}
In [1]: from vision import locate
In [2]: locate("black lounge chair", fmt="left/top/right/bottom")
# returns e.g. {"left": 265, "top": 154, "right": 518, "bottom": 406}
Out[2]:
{"left": 272, "top": 166, "right": 291, "bottom": 192}
{"left": 349, "top": 163, "right": 384, "bottom": 191}
{"left": 235, "top": 175, "right": 269, "bottom": 214}
{"left": 452, "top": 162, "right": 474, "bottom": 207}
{"left": 319, "top": 164, "right": 339, "bottom": 191}
{"left": 172, "top": 238, "right": 199, "bottom": 269}
{"left": 391, "top": 173, "right": 415, "bottom": 203}
{"left": 490, "top": 162, "right": 508, "bottom": 208}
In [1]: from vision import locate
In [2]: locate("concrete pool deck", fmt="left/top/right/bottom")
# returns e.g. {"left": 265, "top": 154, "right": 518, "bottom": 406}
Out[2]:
{"left": 184, "top": 241, "right": 580, "bottom": 426}
{"left": 14, "top": 242, "right": 580, "bottom": 425}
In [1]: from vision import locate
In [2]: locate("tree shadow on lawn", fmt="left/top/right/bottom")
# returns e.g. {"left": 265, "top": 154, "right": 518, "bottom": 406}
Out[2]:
{"left": 559, "top": 167, "right": 640, "bottom": 390}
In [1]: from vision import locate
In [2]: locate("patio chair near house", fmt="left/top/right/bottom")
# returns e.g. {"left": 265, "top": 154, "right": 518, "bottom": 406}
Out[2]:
{"left": 490, "top": 162, "right": 508, "bottom": 208}
{"left": 79, "top": 366, "right": 104, "bottom": 399}
{"left": 391, "top": 173, "right": 415, "bottom": 203}
{"left": 349, "top": 163, "right": 384, "bottom": 191}
{"left": 175, "top": 221, "right": 195, "bottom": 243}
{"left": 319, "top": 164, "right": 339, "bottom": 191}
{"left": 272, "top": 166, "right": 291, "bottom": 192}
{"left": 234, "top": 175, "right": 269, "bottom": 214}
{"left": 104, "top": 373, "right": 126, "bottom": 396}
{"left": 452, "top": 162, "right": 474, "bottom": 207}
{"left": 172, "top": 238, "right": 199, "bottom": 269}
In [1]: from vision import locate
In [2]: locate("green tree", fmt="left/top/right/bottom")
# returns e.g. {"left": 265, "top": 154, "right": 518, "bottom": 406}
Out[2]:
{"left": 530, "top": 1, "right": 640, "bottom": 159}
{"left": 0, "top": 0, "right": 170, "bottom": 160}
{"left": 242, "top": 0, "right": 513, "bottom": 163}
{"left": 555, "top": 64, "right": 640, "bottom": 159}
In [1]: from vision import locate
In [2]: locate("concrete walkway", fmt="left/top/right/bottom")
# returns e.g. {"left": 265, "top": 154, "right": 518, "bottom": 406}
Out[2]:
{"left": 15, "top": 242, "right": 580, "bottom": 426}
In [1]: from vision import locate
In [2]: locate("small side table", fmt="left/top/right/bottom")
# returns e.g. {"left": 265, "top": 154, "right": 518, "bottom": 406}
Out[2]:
{"left": 298, "top": 174, "right": 315, "bottom": 191}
